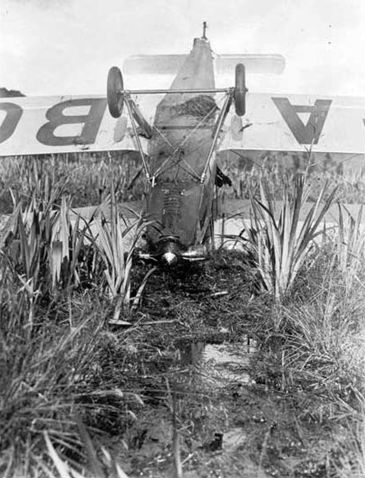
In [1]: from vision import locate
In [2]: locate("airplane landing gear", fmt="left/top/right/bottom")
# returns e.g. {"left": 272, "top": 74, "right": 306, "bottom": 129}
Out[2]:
{"left": 234, "top": 63, "right": 248, "bottom": 116}
{"left": 107, "top": 66, "right": 124, "bottom": 118}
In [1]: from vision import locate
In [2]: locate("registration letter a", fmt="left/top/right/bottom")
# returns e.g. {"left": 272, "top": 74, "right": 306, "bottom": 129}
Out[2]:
{"left": 272, "top": 97, "right": 332, "bottom": 145}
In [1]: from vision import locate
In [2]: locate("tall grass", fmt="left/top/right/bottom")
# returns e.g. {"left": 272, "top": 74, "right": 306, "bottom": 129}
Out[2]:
{"left": 0, "top": 275, "right": 141, "bottom": 477}
{"left": 0, "top": 286, "right": 103, "bottom": 476}
{"left": 2, "top": 151, "right": 364, "bottom": 217}
{"left": 279, "top": 250, "right": 365, "bottom": 475}
{"left": 0, "top": 153, "right": 144, "bottom": 214}
{"left": 2, "top": 151, "right": 365, "bottom": 476}
{"left": 1, "top": 160, "right": 151, "bottom": 308}
{"left": 218, "top": 149, "right": 365, "bottom": 204}
{"left": 87, "top": 186, "right": 155, "bottom": 319}
{"left": 0, "top": 161, "right": 152, "bottom": 477}
{"left": 248, "top": 193, "right": 365, "bottom": 476}
{"left": 244, "top": 173, "right": 337, "bottom": 301}
{"left": 2, "top": 185, "right": 94, "bottom": 308}
{"left": 336, "top": 204, "right": 365, "bottom": 293}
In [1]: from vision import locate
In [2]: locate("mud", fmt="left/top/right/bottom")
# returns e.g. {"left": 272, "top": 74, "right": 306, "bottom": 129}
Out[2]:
{"left": 97, "top": 252, "right": 353, "bottom": 478}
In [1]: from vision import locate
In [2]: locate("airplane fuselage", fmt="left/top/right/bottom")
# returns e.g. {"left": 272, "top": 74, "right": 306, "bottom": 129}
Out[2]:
{"left": 144, "top": 38, "right": 219, "bottom": 262}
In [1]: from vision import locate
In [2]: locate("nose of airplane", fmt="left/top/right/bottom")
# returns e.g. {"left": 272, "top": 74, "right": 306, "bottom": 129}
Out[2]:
{"left": 161, "top": 251, "right": 178, "bottom": 266}
{"left": 158, "top": 237, "right": 181, "bottom": 266}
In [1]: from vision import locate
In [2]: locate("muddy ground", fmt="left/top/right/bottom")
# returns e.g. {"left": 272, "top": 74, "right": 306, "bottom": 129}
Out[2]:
{"left": 83, "top": 250, "right": 357, "bottom": 478}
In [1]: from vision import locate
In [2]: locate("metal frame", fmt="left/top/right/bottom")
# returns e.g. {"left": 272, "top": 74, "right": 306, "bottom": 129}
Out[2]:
{"left": 200, "top": 91, "right": 234, "bottom": 183}
{"left": 124, "top": 94, "right": 152, "bottom": 182}
{"left": 118, "top": 87, "right": 233, "bottom": 95}
{"left": 122, "top": 87, "right": 235, "bottom": 187}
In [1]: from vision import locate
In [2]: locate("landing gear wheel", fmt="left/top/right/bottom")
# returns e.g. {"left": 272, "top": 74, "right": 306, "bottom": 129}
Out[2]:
{"left": 107, "top": 66, "right": 124, "bottom": 118}
{"left": 233, "top": 63, "right": 248, "bottom": 117}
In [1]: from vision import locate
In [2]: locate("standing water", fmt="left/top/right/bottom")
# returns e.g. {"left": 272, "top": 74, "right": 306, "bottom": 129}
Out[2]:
{"left": 178, "top": 337, "right": 257, "bottom": 388}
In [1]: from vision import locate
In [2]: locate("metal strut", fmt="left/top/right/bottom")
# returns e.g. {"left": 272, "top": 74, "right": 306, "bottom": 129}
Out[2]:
{"left": 124, "top": 94, "right": 152, "bottom": 183}
{"left": 119, "top": 87, "right": 231, "bottom": 95}
{"left": 200, "top": 91, "right": 234, "bottom": 183}
{"left": 153, "top": 97, "right": 220, "bottom": 180}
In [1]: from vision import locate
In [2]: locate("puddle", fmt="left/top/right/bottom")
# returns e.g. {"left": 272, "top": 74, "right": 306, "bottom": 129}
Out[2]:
{"left": 178, "top": 337, "right": 257, "bottom": 388}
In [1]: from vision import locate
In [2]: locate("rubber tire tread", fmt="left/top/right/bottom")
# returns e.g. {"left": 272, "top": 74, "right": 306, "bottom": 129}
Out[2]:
{"left": 234, "top": 63, "right": 247, "bottom": 117}
{"left": 107, "top": 66, "right": 124, "bottom": 118}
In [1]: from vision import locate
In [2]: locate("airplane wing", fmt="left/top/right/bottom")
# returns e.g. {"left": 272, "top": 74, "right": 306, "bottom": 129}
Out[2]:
{"left": 1, "top": 92, "right": 364, "bottom": 162}
{"left": 0, "top": 95, "right": 148, "bottom": 157}
{"left": 219, "top": 93, "right": 365, "bottom": 157}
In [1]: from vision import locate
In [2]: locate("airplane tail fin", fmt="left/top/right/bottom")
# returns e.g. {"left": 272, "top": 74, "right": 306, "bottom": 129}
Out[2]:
{"left": 123, "top": 54, "right": 285, "bottom": 76}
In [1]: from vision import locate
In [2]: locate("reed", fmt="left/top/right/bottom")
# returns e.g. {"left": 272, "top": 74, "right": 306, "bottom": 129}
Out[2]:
{"left": 244, "top": 172, "right": 337, "bottom": 301}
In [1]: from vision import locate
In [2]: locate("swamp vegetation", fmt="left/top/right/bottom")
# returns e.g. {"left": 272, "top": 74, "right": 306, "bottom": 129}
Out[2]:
{"left": 0, "top": 154, "right": 364, "bottom": 477}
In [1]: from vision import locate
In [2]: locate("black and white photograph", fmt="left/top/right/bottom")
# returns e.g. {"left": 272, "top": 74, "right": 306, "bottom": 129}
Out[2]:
{"left": 0, "top": 0, "right": 364, "bottom": 476}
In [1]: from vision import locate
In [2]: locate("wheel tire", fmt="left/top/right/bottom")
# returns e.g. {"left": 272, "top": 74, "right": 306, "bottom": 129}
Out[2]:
{"left": 234, "top": 63, "right": 247, "bottom": 116}
{"left": 107, "top": 66, "right": 124, "bottom": 118}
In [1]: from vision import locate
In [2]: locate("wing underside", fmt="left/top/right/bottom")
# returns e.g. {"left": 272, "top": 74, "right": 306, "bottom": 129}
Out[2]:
{"left": 1, "top": 93, "right": 364, "bottom": 160}
{"left": 0, "top": 95, "right": 145, "bottom": 157}
{"left": 219, "top": 93, "right": 365, "bottom": 156}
